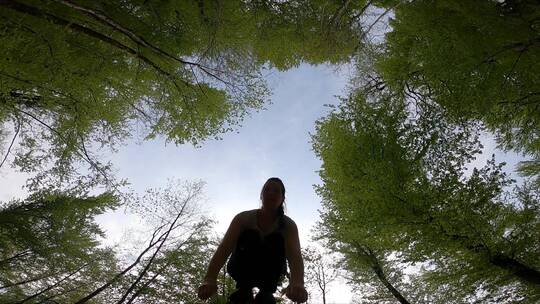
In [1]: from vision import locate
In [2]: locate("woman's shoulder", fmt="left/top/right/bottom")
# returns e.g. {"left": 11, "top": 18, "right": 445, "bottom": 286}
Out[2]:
{"left": 236, "top": 209, "right": 258, "bottom": 218}
{"left": 282, "top": 214, "right": 297, "bottom": 230}
{"left": 233, "top": 209, "right": 258, "bottom": 225}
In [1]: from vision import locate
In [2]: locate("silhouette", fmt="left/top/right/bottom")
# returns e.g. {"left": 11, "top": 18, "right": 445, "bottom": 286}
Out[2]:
{"left": 197, "top": 177, "right": 308, "bottom": 303}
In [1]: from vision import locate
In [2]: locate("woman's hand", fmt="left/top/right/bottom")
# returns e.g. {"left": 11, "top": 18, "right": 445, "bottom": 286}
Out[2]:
{"left": 197, "top": 281, "right": 217, "bottom": 300}
{"left": 285, "top": 284, "right": 308, "bottom": 303}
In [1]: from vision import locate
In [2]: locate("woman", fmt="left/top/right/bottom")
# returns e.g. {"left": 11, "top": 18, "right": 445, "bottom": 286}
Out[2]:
{"left": 197, "top": 177, "right": 308, "bottom": 303}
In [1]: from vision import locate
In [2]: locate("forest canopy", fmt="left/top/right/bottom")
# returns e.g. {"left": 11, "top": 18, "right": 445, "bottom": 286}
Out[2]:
{"left": 0, "top": 0, "right": 364, "bottom": 190}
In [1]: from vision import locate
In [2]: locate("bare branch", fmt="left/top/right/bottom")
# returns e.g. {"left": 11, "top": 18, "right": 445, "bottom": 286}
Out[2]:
{"left": 124, "top": 224, "right": 205, "bottom": 304}
{"left": 115, "top": 198, "right": 192, "bottom": 304}
{"left": 74, "top": 221, "right": 172, "bottom": 304}
{"left": 360, "top": 5, "right": 395, "bottom": 42}
{"left": 0, "top": 249, "right": 31, "bottom": 267}
{"left": 0, "top": 271, "right": 57, "bottom": 290}
{"left": 36, "top": 284, "right": 84, "bottom": 304}
{"left": 0, "top": 115, "right": 21, "bottom": 169}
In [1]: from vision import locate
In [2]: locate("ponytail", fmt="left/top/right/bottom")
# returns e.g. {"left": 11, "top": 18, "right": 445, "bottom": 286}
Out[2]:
{"left": 277, "top": 203, "right": 284, "bottom": 217}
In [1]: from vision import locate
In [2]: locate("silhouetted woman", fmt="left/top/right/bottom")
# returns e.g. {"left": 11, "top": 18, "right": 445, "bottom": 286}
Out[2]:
{"left": 197, "top": 177, "right": 308, "bottom": 303}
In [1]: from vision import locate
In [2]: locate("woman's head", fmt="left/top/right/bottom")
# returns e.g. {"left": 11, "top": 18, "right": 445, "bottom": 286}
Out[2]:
{"left": 260, "top": 177, "right": 286, "bottom": 216}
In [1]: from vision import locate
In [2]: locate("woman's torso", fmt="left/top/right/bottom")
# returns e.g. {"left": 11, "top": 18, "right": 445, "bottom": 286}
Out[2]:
{"left": 236, "top": 209, "right": 290, "bottom": 238}
{"left": 227, "top": 209, "right": 290, "bottom": 286}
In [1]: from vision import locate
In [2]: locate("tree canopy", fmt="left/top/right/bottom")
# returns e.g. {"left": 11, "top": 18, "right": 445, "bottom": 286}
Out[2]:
{"left": 0, "top": 191, "right": 121, "bottom": 303}
{"left": 0, "top": 180, "right": 219, "bottom": 304}
{"left": 309, "top": 2, "right": 540, "bottom": 299}
{"left": 311, "top": 77, "right": 540, "bottom": 303}
{"left": 0, "top": 0, "right": 367, "bottom": 190}
{"left": 376, "top": 0, "right": 540, "bottom": 184}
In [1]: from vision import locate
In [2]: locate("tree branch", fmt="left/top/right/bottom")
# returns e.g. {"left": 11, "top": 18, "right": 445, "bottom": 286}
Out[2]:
{"left": 0, "top": 0, "right": 193, "bottom": 92}
{"left": 13, "top": 107, "right": 113, "bottom": 186}
{"left": 116, "top": 198, "right": 192, "bottom": 304}
{"left": 14, "top": 263, "right": 88, "bottom": 304}
{"left": 0, "top": 271, "right": 56, "bottom": 290}
{"left": 0, "top": 116, "right": 20, "bottom": 169}
{"left": 73, "top": 221, "right": 171, "bottom": 304}
{"left": 52, "top": 0, "right": 200, "bottom": 67}
{"left": 52, "top": 0, "right": 233, "bottom": 87}
{"left": 0, "top": 249, "right": 31, "bottom": 267}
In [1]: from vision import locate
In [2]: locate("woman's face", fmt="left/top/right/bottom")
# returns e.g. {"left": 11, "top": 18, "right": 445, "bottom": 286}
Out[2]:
{"left": 261, "top": 180, "right": 283, "bottom": 210}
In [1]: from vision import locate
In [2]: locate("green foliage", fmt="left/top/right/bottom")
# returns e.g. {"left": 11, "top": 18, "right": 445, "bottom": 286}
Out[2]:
{"left": 0, "top": 191, "right": 121, "bottom": 303}
{"left": 311, "top": 89, "right": 540, "bottom": 302}
{"left": 376, "top": 0, "right": 540, "bottom": 183}
{"left": 0, "top": 179, "right": 220, "bottom": 303}
{"left": 0, "top": 0, "right": 366, "bottom": 190}
{"left": 2, "top": 0, "right": 540, "bottom": 302}
{"left": 321, "top": 2, "right": 540, "bottom": 298}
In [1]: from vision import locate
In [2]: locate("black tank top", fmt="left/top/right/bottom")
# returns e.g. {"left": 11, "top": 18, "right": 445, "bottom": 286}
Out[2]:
{"left": 226, "top": 209, "right": 289, "bottom": 288}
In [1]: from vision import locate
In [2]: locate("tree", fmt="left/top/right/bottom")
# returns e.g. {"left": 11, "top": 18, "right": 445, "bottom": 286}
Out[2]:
{"left": 0, "top": 190, "right": 121, "bottom": 303}
{"left": 311, "top": 88, "right": 540, "bottom": 302}
{"left": 374, "top": 0, "right": 540, "bottom": 185}
{"left": 302, "top": 245, "right": 339, "bottom": 304}
{"left": 314, "top": 201, "right": 412, "bottom": 304}
{"left": 0, "top": 0, "right": 367, "bottom": 191}
{"left": 0, "top": 179, "right": 217, "bottom": 304}
{"left": 74, "top": 179, "right": 213, "bottom": 304}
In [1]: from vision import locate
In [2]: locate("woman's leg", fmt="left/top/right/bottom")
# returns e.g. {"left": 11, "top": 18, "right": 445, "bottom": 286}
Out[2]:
{"left": 259, "top": 233, "right": 286, "bottom": 292}
{"left": 253, "top": 290, "right": 276, "bottom": 304}
{"left": 249, "top": 233, "right": 285, "bottom": 304}
{"left": 228, "top": 288, "right": 253, "bottom": 304}
{"left": 227, "top": 229, "right": 261, "bottom": 287}
{"left": 226, "top": 229, "right": 261, "bottom": 303}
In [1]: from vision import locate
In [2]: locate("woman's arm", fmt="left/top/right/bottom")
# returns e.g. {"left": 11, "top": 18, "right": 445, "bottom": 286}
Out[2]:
{"left": 285, "top": 219, "right": 308, "bottom": 302}
{"left": 204, "top": 213, "right": 243, "bottom": 282}
{"left": 198, "top": 213, "right": 243, "bottom": 300}
{"left": 285, "top": 220, "right": 304, "bottom": 286}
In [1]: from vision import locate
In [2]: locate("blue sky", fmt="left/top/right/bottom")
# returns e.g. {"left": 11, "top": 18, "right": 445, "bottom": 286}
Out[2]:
{"left": 0, "top": 62, "right": 529, "bottom": 304}
{"left": 106, "top": 63, "right": 349, "bottom": 232}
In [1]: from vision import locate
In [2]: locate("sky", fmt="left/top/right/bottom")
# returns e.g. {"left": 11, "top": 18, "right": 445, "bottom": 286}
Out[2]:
{"left": 0, "top": 62, "right": 529, "bottom": 304}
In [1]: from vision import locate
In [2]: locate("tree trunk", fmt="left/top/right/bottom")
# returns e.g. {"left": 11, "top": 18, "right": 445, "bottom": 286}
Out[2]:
{"left": 363, "top": 247, "right": 411, "bottom": 304}
{"left": 490, "top": 254, "right": 540, "bottom": 286}
{"left": 371, "top": 263, "right": 411, "bottom": 304}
